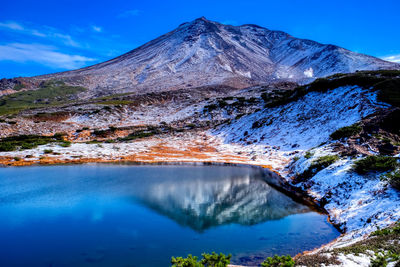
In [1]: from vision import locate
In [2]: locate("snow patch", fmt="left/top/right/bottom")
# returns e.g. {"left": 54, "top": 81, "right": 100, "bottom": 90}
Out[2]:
{"left": 303, "top": 67, "right": 314, "bottom": 78}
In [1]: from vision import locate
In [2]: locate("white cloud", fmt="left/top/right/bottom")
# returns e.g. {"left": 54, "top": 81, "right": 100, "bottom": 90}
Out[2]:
{"left": 91, "top": 25, "right": 102, "bottom": 32}
{"left": 382, "top": 54, "right": 400, "bottom": 63}
{"left": 0, "top": 21, "right": 24, "bottom": 31}
{"left": 0, "top": 21, "right": 80, "bottom": 47}
{"left": 0, "top": 43, "right": 96, "bottom": 69}
{"left": 118, "top": 9, "right": 140, "bottom": 18}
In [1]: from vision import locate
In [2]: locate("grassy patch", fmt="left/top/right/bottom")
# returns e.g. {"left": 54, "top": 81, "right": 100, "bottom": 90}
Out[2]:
{"left": 295, "top": 155, "right": 339, "bottom": 183}
{"left": 330, "top": 124, "right": 362, "bottom": 140}
{"left": 0, "top": 133, "right": 65, "bottom": 152}
{"left": 0, "top": 80, "right": 86, "bottom": 115}
{"left": 353, "top": 156, "right": 398, "bottom": 174}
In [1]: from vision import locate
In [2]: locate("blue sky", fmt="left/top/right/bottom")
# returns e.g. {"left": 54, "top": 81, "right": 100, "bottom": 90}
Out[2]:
{"left": 1, "top": 0, "right": 399, "bottom": 78}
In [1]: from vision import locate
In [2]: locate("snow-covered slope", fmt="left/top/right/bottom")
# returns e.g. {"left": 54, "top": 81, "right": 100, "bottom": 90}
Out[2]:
{"left": 215, "top": 86, "right": 379, "bottom": 151}
{"left": 7, "top": 17, "right": 398, "bottom": 97}
{"left": 214, "top": 83, "right": 400, "bottom": 240}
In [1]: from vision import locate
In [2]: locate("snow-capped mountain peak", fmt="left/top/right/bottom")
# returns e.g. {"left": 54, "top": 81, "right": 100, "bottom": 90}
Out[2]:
{"left": 5, "top": 17, "right": 399, "bottom": 96}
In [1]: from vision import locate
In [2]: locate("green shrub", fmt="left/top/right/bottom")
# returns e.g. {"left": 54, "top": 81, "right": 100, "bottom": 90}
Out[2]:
{"left": 330, "top": 124, "right": 362, "bottom": 140}
{"left": 372, "top": 223, "right": 400, "bottom": 236}
{"left": 371, "top": 254, "right": 388, "bottom": 267}
{"left": 200, "top": 252, "right": 231, "bottom": 267}
{"left": 0, "top": 142, "right": 16, "bottom": 151}
{"left": 171, "top": 254, "right": 201, "bottom": 267}
{"left": 0, "top": 134, "right": 63, "bottom": 152}
{"left": 353, "top": 156, "right": 398, "bottom": 174}
{"left": 304, "top": 151, "right": 314, "bottom": 159}
{"left": 385, "top": 170, "right": 400, "bottom": 190}
{"left": 261, "top": 255, "right": 294, "bottom": 267}
{"left": 53, "top": 132, "right": 66, "bottom": 140}
{"left": 296, "top": 155, "right": 339, "bottom": 182}
{"left": 117, "top": 131, "right": 155, "bottom": 142}
{"left": 85, "top": 140, "right": 101, "bottom": 144}
{"left": 58, "top": 141, "right": 71, "bottom": 147}
{"left": 43, "top": 149, "right": 53, "bottom": 154}
{"left": 203, "top": 103, "right": 218, "bottom": 113}
{"left": 171, "top": 252, "right": 231, "bottom": 267}
{"left": 376, "top": 79, "right": 400, "bottom": 108}
{"left": 13, "top": 156, "right": 20, "bottom": 161}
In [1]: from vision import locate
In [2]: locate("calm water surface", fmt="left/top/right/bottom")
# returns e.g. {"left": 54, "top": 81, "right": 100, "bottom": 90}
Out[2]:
{"left": 0, "top": 165, "right": 339, "bottom": 266}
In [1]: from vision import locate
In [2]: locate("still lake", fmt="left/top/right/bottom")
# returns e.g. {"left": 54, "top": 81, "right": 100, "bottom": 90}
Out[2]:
{"left": 0, "top": 165, "right": 339, "bottom": 266}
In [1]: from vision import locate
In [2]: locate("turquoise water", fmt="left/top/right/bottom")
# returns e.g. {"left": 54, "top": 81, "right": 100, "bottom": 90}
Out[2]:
{"left": 0, "top": 165, "right": 339, "bottom": 266}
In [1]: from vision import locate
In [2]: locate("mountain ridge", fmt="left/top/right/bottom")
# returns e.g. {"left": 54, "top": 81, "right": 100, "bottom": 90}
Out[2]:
{"left": 1, "top": 17, "right": 399, "bottom": 97}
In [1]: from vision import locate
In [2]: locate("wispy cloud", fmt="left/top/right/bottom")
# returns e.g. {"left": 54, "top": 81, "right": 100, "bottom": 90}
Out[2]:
{"left": 0, "top": 43, "right": 96, "bottom": 69}
{"left": 382, "top": 54, "right": 400, "bottom": 63}
{"left": 0, "top": 21, "right": 80, "bottom": 47}
{"left": 0, "top": 21, "right": 24, "bottom": 31}
{"left": 118, "top": 9, "right": 140, "bottom": 18}
{"left": 91, "top": 25, "right": 102, "bottom": 33}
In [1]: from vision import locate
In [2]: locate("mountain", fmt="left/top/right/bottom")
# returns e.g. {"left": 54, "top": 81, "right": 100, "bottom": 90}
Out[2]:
{"left": 1, "top": 17, "right": 398, "bottom": 97}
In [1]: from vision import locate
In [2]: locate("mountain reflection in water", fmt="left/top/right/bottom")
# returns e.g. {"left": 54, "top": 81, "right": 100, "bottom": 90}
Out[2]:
{"left": 130, "top": 167, "right": 310, "bottom": 231}
{"left": 0, "top": 165, "right": 339, "bottom": 267}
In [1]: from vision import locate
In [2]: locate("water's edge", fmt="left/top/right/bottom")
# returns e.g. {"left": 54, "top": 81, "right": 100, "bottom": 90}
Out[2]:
{"left": 0, "top": 160, "right": 344, "bottom": 263}
{"left": 0, "top": 160, "right": 343, "bottom": 234}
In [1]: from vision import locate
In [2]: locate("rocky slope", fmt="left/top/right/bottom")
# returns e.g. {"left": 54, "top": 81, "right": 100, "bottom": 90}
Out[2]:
{"left": 0, "top": 70, "right": 400, "bottom": 266}
{"left": 1, "top": 17, "right": 398, "bottom": 98}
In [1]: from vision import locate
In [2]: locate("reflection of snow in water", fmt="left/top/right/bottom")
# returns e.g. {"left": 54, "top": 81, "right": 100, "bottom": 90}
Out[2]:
{"left": 130, "top": 167, "right": 310, "bottom": 231}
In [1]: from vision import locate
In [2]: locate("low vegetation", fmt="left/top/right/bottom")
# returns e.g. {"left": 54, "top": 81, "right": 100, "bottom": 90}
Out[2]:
{"left": 171, "top": 252, "right": 231, "bottom": 267}
{"left": 333, "top": 222, "right": 400, "bottom": 266}
{"left": 13, "top": 83, "right": 25, "bottom": 91}
{"left": 261, "top": 255, "right": 294, "bottom": 267}
{"left": 294, "top": 254, "right": 340, "bottom": 266}
{"left": 0, "top": 133, "right": 66, "bottom": 152}
{"left": 353, "top": 155, "right": 398, "bottom": 174}
{"left": 330, "top": 124, "right": 362, "bottom": 140}
{"left": 304, "top": 151, "right": 314, "bottom": 159}
{"left": 295, "top": 155, "right": 339, "bottom": 183}
{"left": 385, "top": 170, "right": 400, "bottom": 190}
{"left": 117, "top": 131, "right": 156, "bottom": 142}
{"left": 375, "top": 78, "right": 400, "bottom": 107}
{"left": 0, "top": 80, "right": 86, "bottom": 115}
